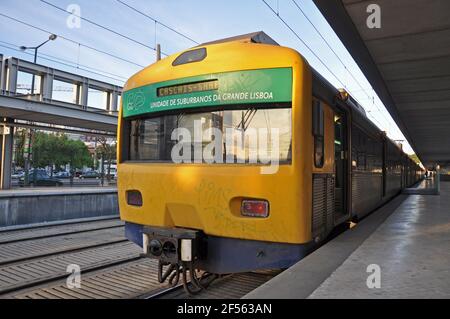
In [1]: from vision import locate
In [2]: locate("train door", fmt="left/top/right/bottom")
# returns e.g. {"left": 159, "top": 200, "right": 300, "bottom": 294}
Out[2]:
{"left": 403, "top": 156, "right": 407, "bottom": 188}
{"left": 333, "top": 111, "right": 349, "bottom": 223}
{"left": 311, "top": 99, "right": 336, "bottom": 240}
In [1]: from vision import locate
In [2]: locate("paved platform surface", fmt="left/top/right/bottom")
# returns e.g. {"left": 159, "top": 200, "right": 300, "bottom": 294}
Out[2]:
{"left": 246, "top": 180, "right": 450, "bottom": 299}
{"left": 309, "top": 182, "right": 450, "bottom": 298}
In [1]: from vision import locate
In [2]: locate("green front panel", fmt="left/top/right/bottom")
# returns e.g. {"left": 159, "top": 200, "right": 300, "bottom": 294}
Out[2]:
{"left": 122, "top": 67, "right": 292, "bottom": 118}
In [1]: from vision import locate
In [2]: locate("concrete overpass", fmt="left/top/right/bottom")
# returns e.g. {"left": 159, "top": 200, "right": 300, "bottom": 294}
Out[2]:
{"left": 0, "top": 95, "right": 117, "bottom": 133}
{"left": 0, "top": 54, "right": 122, "bottom": 189}
{"left": 313, "top": 0, "right": 450, "bottom": 169}
{"left": 0, "top": 54, "right": 120, "bottom": 132}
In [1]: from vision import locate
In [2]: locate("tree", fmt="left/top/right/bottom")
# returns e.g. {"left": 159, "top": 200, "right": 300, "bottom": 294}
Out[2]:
{"left": 64, "top": 136, "right": 94, "bottom": 169}
{"left": 31, "top": 132, "right": 93, "bottom": 171}
{"left": 33, "top": 132, "right": 58, "bottom": 169}
{"left": 96, "top": 137, "right": 117, "bottom": 180}
{"left": 13, "top": 129, "right": 26, "bottom": 168}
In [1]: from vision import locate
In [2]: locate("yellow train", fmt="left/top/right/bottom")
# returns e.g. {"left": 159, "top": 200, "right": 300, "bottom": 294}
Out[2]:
{"left": 117, "top": 32, "right": 422, "bottom": 291}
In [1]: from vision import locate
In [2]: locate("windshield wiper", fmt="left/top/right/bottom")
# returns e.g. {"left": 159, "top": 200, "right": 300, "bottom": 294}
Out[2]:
{"left": 235, "top": 108, "right": 257, "bottom": 131}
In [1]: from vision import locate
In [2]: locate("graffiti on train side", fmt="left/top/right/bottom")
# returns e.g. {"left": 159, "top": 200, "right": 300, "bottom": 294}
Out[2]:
{"left": 195, "top": 179, "right": 231, "bottom": 208}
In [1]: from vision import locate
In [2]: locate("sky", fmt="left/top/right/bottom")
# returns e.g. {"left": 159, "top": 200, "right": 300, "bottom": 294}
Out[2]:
{"left": 0, "top": 0, "right": 415, "bottom": 154}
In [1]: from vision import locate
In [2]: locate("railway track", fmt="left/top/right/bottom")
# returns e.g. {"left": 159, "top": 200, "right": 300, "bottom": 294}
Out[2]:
{"left": 0, "top": 227, "right": 127, "bottom": 265}
{"left": 145, "top": 271, "right": 280, "bottom": 300}
{"left": 0, "top": 218, "right": 278, "bottom": 299}
{"left": 6, "top": 261, "right": 278, "bottom": 299}
{"left": 0, "top": 218, "right": 124, "bottom": 244}
{"left": 0, "top": 242, "right": 141, "bottom": 295}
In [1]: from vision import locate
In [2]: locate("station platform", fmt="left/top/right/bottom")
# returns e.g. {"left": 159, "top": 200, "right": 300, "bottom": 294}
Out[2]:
{"left": 0, "top": 187, "right": 117, "bottom": 198}
{"left": 245, "top": 179, "right": 450, "bottom": 298}
{"left": 0, "top": 187, "right": 119, "bottom": 228}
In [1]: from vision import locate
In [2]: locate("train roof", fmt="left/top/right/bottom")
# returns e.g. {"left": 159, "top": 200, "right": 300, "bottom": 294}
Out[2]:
{"left": 205, "top": 33, "right": 369, "bottom": 120}
{"left": 199, "top": 31, "right": 279, "bottom": 46}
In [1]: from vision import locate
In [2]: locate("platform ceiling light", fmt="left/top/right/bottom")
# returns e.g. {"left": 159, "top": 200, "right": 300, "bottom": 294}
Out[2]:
{"left": 337, "top": 89, "right": 349, "bottom": 101}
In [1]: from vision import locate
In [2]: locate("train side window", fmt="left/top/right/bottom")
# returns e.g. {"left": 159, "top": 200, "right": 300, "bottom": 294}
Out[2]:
{"left": 312, "top": 100, "right": 324, "bottom": 168}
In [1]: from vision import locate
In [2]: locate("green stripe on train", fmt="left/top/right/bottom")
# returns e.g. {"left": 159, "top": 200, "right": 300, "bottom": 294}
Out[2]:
{"left": 122, "top": 67, "right": 292, "bottom": 118}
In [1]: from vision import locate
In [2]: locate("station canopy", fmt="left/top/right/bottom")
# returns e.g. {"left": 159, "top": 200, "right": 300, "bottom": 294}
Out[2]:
{"left": 313, "top": 0, "right": 450, "bottom": 168}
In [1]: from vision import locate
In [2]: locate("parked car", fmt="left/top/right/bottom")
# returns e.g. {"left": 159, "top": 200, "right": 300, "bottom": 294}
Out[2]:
{"left": 54, "top": 171, "right": 70, "bottom": 178}
{"left": 80, "top": 171, "right": 101, "bottom": 179}
{"left": 11, "top": 170, "right": 25, "bottom": 179}
{"left": 19, "top": 169, "right": 63, "bottom": 187}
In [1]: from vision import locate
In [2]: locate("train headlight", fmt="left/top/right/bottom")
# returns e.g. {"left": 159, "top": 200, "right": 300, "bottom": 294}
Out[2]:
{"left": 142, "top": 234, "right": 149, "bottom": 254}
{"left": 149, "top": 239, "right": 163, "bottom": 256}
{"left": 241, "top": 200, "right": 269, "bottom": 218}
{"left": 180, "top": 239, "right": 192, "bottom": 262}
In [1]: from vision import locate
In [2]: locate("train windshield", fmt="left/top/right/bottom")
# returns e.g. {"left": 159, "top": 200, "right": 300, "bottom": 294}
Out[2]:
{"left": 128, "top": 106, "right": 292, "bottom": 163}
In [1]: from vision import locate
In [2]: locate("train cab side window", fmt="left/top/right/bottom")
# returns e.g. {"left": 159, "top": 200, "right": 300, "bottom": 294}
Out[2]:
{"left": 312, "top": 100, "right": 325, "bottom": 168}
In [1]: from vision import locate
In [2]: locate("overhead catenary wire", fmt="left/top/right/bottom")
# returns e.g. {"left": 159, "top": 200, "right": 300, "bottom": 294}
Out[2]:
{"left": 0, "top": 42, "right": 125, "bottom": 83}
{"left": 366, "top": 111, "right": 384, "bottom": 129}
{"left": 290, "top": 0, "right": 393, "bottom": 128}
{"left": 0, "top": 12, "right": 145, "bottom": 68}
{"left": 260, "top": 0, "right": 347, "bottom": 90}
{"left": 40, "top": 0, "right": 169, "bottom": 56}
{"left": 0, "top": 39, "right": 128, "bottom": 81}
{"left": 261, "top": 0, "right": 390, "bottom": 131}
{"left": 39, "top": 53, "right": 127, "bottom": 81}
{"left": 115, "top": 0, "right": 199, "bottom": 45}
{"left": 291, "top": 0, "right": 370, "bottom": 98}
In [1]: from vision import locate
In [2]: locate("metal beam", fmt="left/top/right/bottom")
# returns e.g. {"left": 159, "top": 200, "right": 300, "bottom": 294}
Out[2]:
{"left": 8, "top": 121, "right": 116, "bottom": 137}
{"left": 8, "top": 57, "right": 122, "bottom": 92}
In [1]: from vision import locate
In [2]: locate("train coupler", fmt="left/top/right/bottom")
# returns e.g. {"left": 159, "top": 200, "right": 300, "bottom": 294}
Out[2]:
{"left": 155, "top": 259, "right": 220, "bottom": 295}
{"left": 141, "top": 226, "right": 206, "bottom": 264}
{"left": 141, "top": 226, "right": 214, "bottom": 294}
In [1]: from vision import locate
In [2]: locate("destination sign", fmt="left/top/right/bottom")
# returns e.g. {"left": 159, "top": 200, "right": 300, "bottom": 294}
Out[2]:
{"left": 157, "top": 80, "right": 219, "bottom": 97}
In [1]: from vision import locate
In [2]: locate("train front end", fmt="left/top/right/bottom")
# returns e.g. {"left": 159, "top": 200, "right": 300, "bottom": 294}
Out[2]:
{"left": 117, "top": 35, "right": 314, "bottom": 286}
